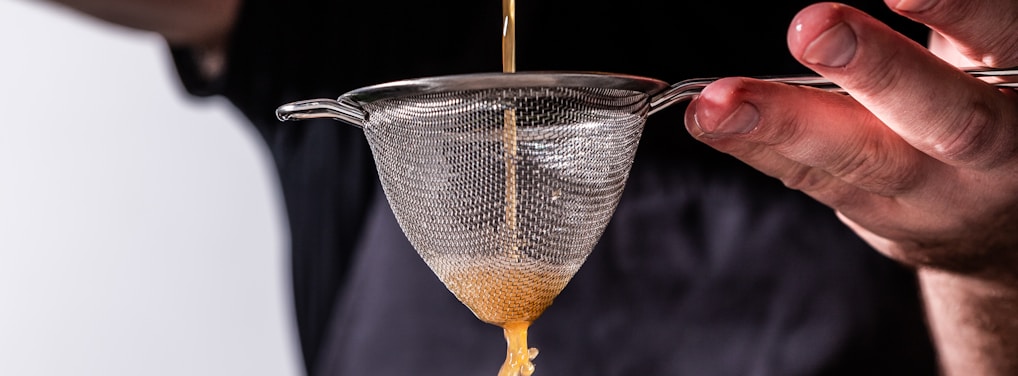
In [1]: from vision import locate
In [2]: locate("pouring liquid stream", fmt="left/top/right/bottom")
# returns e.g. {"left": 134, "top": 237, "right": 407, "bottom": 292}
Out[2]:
{"left": 499, "top": 0, "right": 539, "bottom": 375}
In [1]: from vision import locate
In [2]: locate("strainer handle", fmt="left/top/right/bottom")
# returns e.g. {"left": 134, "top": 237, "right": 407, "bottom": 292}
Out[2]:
{"left": 647, "top": 66, "right": 1018, "bottom": 116}
{"left": 275, "top": 98, "right": 366, "bottom": 127}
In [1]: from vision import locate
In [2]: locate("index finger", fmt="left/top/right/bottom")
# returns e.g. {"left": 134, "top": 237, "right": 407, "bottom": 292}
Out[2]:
{"left": 886, "top": 0, "right": 1018, "bottom": 67}
{"left": 788, "top": 2, "right": 1018, "bottom": 170}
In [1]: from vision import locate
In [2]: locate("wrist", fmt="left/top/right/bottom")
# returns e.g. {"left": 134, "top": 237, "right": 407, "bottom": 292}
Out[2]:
{"left": 918, "top": 267, "right": 1018, "bottom": 375}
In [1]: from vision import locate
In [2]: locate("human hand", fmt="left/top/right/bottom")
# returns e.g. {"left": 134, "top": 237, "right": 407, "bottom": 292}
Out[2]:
{"left": 683, "top": 2, "right": 1018, "bottom": 373}
{"left": 685, "top": 1, "right": 1018, "bottom": 281}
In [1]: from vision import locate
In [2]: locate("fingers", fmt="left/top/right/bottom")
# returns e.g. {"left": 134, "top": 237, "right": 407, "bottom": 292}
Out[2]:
{"left": 885, "top": 0, "right": 1018, "bottom": 67}
{"left": 787, "top": 2, "right": 1018, "bottom": 170}
{"left": 927, "top": 31, "right": 979, "bottom": 67}
{"left": 683, "top": 1, "right": 1018, "bottom": 274}
{"left": 684, "top": 76, "right": 935, "bottom": 206}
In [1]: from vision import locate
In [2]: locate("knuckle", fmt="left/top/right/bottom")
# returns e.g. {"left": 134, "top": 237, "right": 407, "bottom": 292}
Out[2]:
{"left": 973, "top": 37, "right": 1018, "bottom": 68}
{"left": 848, "top": 61, "right": 899, "bottom": 98}
{"left": 754, "top": 107, "right": 807, "bottom": 148}
{"left": 931, "top": 98, "right": 1003, "bottom": 166}
{"left": 925, "top": 0, "right": 977, "bottom": 25}
{"left": 779, "top": 165, "right": 831, "bottom": 192}
{"left": 828, "top": 137, "right": 921, "bottom": 195}
{"left": 923, "top": 0, "right": 1018, "bottom": 67}
{"left": 966, "top": 7, "right": 1018, "bottom": 67}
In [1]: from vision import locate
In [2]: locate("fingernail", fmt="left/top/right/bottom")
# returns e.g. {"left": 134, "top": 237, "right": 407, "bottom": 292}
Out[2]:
{"left": 889, "top": 0, "right": 936, "bottom": 12}
{"left": 695, "top": 102, "right": 760, "bottom": 137}
{"left": 802, "top": 22, "right": 857, "bottom": 67}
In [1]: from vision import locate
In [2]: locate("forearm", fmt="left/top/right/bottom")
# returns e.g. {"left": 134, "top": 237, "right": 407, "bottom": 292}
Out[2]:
{"left": 920, "top": 269, "right": 1018, "bottom": 375}
{"left": 45, "top": 0, "right": 240, "bottom": 48}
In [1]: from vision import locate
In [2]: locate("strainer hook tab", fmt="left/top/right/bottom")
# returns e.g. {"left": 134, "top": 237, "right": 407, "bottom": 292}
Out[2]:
{"left": 275, "top": 98, "right": 366, "bottom": 127}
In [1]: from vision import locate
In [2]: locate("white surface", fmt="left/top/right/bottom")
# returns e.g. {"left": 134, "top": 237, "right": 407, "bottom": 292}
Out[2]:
{"left": 0, "top": 2, "right": 302, "bottom": 375}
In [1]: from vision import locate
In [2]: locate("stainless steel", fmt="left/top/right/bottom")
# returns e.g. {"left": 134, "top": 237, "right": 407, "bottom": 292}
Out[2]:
{"left": 646, "top": 66, "right": 1018, "bottom": 114}
{"left": 275, "top": 98, "right": 366, "bottom": 126}
{"left": 274, "top": 67, "right": 1018, "bottom": 324}
{"left": 276, "top": 71, "right": 670, "bottom": 127}
{"left": 275, "top": 67, "right": 1018, "bottom": 122}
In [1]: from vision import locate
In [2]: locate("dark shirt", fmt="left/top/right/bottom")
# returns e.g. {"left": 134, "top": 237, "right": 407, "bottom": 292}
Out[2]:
{"left": 172, "top": 0, "right": 938, "bottom": 374}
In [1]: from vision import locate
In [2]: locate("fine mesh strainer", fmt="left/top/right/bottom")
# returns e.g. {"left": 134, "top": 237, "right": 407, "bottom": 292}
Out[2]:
{"left": 275, "top": 69, "right": 1018, "bottom": 325}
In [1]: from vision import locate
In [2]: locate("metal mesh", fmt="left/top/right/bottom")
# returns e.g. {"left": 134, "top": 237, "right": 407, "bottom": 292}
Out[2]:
{"left": 361, "top": 86, "right": 648, "bottom": 324}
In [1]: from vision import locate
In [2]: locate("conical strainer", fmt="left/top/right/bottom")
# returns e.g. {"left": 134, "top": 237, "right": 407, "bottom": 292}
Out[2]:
{"left": 275, "top": 69, "right": 1018, "bottom": 325}
{"left": 281, "top": 72, "right": 667, "bottom": 324}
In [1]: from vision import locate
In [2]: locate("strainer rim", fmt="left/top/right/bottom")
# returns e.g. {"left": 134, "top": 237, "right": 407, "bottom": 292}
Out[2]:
{"left": 339, "top": 71, "right": 669, "bottom": 104}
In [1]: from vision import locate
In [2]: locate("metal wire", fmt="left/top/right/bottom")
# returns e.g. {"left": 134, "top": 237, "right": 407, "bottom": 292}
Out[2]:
{"left": 362, "top": 86, "right": 648, "bottom": 324}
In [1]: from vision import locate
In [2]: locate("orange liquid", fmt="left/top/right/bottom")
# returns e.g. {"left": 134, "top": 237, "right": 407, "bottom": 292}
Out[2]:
{"left": 502, "top": 0, "right": 516, "bottom": 73}
{"left": 444, "top": 265, "right": 563, "bottom": 376}
{"left": 499, "top": 0, "right": 530, "bottom": 372}
{"left": 450, "top": 0, "right": 542, "bottom": 374}
{"left": 502, "top": 0, "right": 519, "bottom": 243}
{"left": 445, "top": 265, "right": 569, "bottom": 325}
{"left": 501, "top": 321, "right": 538, "bottom": 376}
